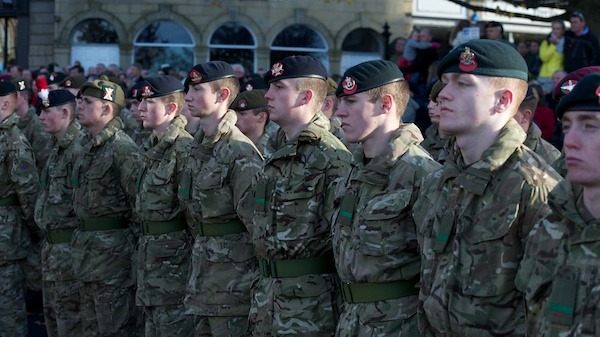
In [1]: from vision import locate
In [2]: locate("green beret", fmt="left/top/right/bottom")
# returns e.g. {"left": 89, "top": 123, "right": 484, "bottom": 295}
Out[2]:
{"left": 60, "top": 75, "right": 87, "bottom": 89}
{"left": 79, "top": 75, "right": 125, "bottom": 106}
{"left": 437, "top": 39, "right": 528, "bottom": 81}
{"left": 429, "top": 80, "right": 445, "bottom": 101}
{"left": 11, "top": 77, "right": 31, "bottom": 92}
{"left": 231, "top": 89, "right": 267, "bottom": 111}
{"left": 264, "top": 55, "right": 328, "bottom": 84}
{"left": 555, "top": 72, "right": 600, "bottom": 119}
{"left": 336, "top": 59, "right": 404, "bottom": 98}
{"left": 0, "top": 81, "right": 17, "bottom": 96}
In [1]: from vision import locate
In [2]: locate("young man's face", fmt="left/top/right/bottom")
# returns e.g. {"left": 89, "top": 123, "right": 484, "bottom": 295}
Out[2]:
{"left": 336, "top": 91, "right": 381, "bottom": 144}
{"left": 128, "top": 99, "right": 142, "bottom": 123}
{"left": 438, "top": 73, "right": 499, "bottom": 136}
{"left": 427, "top": 99, "right": 442, "bottom": 125}
{"left": 264, "top": 79, "right": 303, "bottom": 124}
{"left": 562, "top": 110, "right": 600, "bottom": 187}
{"left": 235, "top": 109, "right": 264, "bottom": 137}
{"left": 39, "top": 105, "right": 68, "bottom": 136}
{"left": 569, "top": 17, "right": 585, "bottom": 35}
{"left": 138, "top": 97, "right": 171, "bottom": 131}
{"left": 77, "top": 95, "right": 105, "bottom": 128}
{"left": 184, "top": 82, "right": 219, "bottom": 118}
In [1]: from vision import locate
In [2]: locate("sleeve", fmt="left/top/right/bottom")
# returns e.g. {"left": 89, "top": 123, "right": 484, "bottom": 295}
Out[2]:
{"left": 114, "top": 140, "right": 144, "bottom": 211}
{"left": 231, "top": 143, "right": 264, "bottom": 231}
{"left": 538, "top": 40, "right": 557, "bottom": 63}
{"left": 323, "top": 150, "right": 352, "bottom": 225}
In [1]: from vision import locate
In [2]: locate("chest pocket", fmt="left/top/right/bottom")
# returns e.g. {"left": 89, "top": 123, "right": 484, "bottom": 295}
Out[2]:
{"left": 459, "top": 203, "right": 520, "bottom": 297}
{"left": 47, "top": 164, "right": 71, "bottom": 205}
{"left": 84, "top": 157, "right": 119, "bottom": 206}
{"left": 195, "top": 167, "right": 234, "bottom": 218}
{"left": 142, "top": 161, "right": 177, "bottom": 212}
{"left": 357, "top": 189, "right": 414, "bottom": 256}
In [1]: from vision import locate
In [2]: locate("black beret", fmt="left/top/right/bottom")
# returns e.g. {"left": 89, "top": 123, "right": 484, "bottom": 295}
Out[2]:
{"left": 41, "top": 89, "right": 76, "bottom": 109}
{"left": 46, "top": 72, "right": 67, "bottom": 85}
{"left": 264, "top": 55, "right": 328, "bottom": 84}
{"left": 336, "top": 59, "right": 404, "bottom": 98}
{"left": 0, "top": 81, "right": 17, "bottom": 96}
{"left": 127, "top": 81, "right": 144, "bottom": 100}
{"left": 79, "top": 75, "right": 125, "bottom": 106}
{"left": 242, "top": 77, "right": 268, "bottom": 92}
{"left": 555, "top": 72, "right": 600, "bottom": 119}
{"left": 12, "top": 77, "right": 31, "bottom": 92}
{"left": 185, "top": 61, "right": 236, "bottom": 87}
{"left": 60, "top": 75, "right": 87, "bottom": 89}
{"left": 231, "top": 89, "right": 267, "bottom": 111}
{"left": 437, "top": 39, "right": 528, "bottom": 81}
{"left": 552, "top": 66, "right": 600, "bottom": 101}
{"left": 139, "top": 75, "right": 184, "bottom": 99}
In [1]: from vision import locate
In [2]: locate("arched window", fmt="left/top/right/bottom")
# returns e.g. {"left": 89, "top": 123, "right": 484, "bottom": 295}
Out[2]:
{"left": 133, "top": 20, "right": 195, "bottom": 74}
{"left": 209, "top": 22, "right": 257, "bottom": 74}
{"left": 340, "top": 28, "right": 384, "bottom": 74}
{"left": 70, "top": 19, "right": 120, "bottom": 74}
{"left": 270, "top": 24, "right": 329, "bottom": 71}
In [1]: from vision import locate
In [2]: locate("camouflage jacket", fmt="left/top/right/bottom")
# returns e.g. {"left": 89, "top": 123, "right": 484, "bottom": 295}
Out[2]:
{"left": 517, "top": 180, "right": 600, "bottom": 336}
{"left": 34, "top": 119, "right": 85, "bottom": 281}
{"left": 178, "top": 109, "right": 263, "bottom": 316}
{"left": 255, "top": 121, "right": 279, "bottom": 159}
{"left": 524, "top": 124, "right": 561, "bottom": 166}
{"left": 134, "top": 115, "right": 193, "bottom": 307}
{"left": 421, "top": 124, "right": 450, "bottom": 163}
{"left": 250, "top": 112, "right": 351, "bottom": 335}
{"left": 412, "top": 118, "right": 562, "bottom": 336}
{"left": 71, "top": 117, "right": 143, "bottom": 284}
{"left": 331, "top": 124, "right": 440, "bottom": 325}
{"left": 0, "top": 113, "right": 39, "bottom": 263}
{"left": 17, "top": 107, "right": 52, "bottom": 172}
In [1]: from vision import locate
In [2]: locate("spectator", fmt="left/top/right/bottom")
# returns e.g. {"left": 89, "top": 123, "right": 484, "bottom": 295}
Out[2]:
{"left": 399, "top": 28, "right": 440, "bottom": 83}
{"left": 485, "top": 21, "right": 507, "bottom": 42}
{"left": 526, "top": 40, "right": 542, "bottom": 79}
{"left": 530, "top": 81, "right": 555, "bottom": 141}
{"left": 388, "top": 37, "right": 407, "bottom": 66}
{"left": 563, "top": 11, "right": 600, "bottom": 72}
{"left": 538, "top": 20, "right": 566, "bottom": 93}
{"left": 449, "top": 19, "right": 472, "bottom": 49}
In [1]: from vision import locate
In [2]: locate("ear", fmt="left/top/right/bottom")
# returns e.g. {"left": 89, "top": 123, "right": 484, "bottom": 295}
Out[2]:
{"left": 257, "top": 111, "right": 267, "bottom": 123}
{"left": 165, "top": 102, "right": 177, "bottom": 115}
{"left": 381, "top": 93, "right": 393, "bottom": 114}
{"left": 61, "top": 106, "right": 70, "bottom": 119}
{"left": 300, "top": 89, "right": 314, "bottom": 105}
{"left": 496, "top": 89, "right": 514, "bottom": 113}
{"left": 217, "top": 87, "right": 231, "bottom": 103}
{"left": 322, "top": 97, "right": 333, "bottom": 111}
{"left": 521, "top": 108, "right": 533, "bottom": 123}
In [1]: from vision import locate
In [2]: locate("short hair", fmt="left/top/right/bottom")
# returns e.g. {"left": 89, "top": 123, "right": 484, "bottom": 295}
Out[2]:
{"left": 158, "top": 92, "right": 185, "bottom": 116}
{"left": 366, "top": 80, "right": 410, "bottom": 118}
{"left": 489, "top": 77, "right": 528, "bottom": 115}
{"left": 518, "top": 95, "right": 538, "bottom": 120}
{"left": 296, "top": 77, "right": 328, "bottom": 110}
{"left": 208, "top": 77, "right": 240, "bottom": 106}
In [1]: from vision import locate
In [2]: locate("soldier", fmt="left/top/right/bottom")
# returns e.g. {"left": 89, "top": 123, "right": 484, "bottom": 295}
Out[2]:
{"left": 331, "top": 60, "right": 441, "bottom": 336}
{"left": 322, "top": 76, "right": 357, "bottom": 152}
{"left": 516, "top": 71, "right": 600, "bottom": 336}
{"left": 230, "top": 89, "right": 279, "bottom": 158}
{"left": 35, "top": 89, "right": 85, "bottom": 337}
{"left": 249, "top": 55, "right": 351, "bottom": 336}
{"left": 421, "top": 80, "right": 451, "bottom": 163}
{"left": 0, "top": 81, "right": 40, "bottom": 337}
{"left": 514, "top": 86, "right": 562, "bottom": 165}
{"left": 133, "top": 75, "right": 194, "bottom": 336}
{"left": 412, "top": 39, "right": 562, "bottom": 336}
{"left": 179, "top": 61, "right": 263, "bottom": 336}
{"left": 122, "top": 81, "right": 150, "bottom": 146}
{"left": 71, "top": 75, "right": 143, "bottom": 337}
{"left": 12, "top": 77, "right": 53, "bottom": 172}
{"left": 60, "top": 74, "right": 87, "bottom": 97}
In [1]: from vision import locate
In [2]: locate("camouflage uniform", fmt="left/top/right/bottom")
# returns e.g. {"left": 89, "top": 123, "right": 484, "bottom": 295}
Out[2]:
{"left": 17, "top": 106, "right": 53, "bottom": 172}
{"left": 71, "top": 117, "right": 143, "bottom": 337}
{"left": 421, "top": 124, "right": 450, "bottom": 163}
{"left": 332, "top": 124, "right": 440, "bottom": 336}
{"left": 254, "top": 121, "right": 279, "bottom": 159}
{"left": 0, "top": 112, "right": 39, "bottom": 337}
{"left": 551, "top": 154, "right": 567, "bottom": 177}
{"left": 517, "top": 180, "right": 599, "bottom": 336}
{"left": 412, "top": 118, "right": 562, "bottom": 336}
{"left": 178, "top": 110, "right": 263, "bottom": 337}
{"left": 524, "top": 123, "right": 561, "bottom": 166}
{"left": 250, "top": 112, "right": 351, "bottom": 336}
{"left": 34, "top": 119, "right": 85, "bottom": 337}
{"left": 120, "top": 107, "right": 143, "bottom": 141}
{"left": 134, "top": 115, "right": 194, "bottom": 337}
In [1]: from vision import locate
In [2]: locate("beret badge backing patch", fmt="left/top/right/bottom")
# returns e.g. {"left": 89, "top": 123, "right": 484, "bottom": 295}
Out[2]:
{"left": 459, "top": 47, "right": 478, "bottom": 72}
{"left": 271, "top": 62, "right": 284, "bottom": 77}
{"left": 561, "top": 80, "right": 577, "bottom": 95}
{"left": 238, "top": 99, "right": 247, "bottom": 109}
{"left": 189, "top": 70, "right": 202, "bottom": 84}
{"left": 342, "top": 76, "right": 357, "bottom": 95}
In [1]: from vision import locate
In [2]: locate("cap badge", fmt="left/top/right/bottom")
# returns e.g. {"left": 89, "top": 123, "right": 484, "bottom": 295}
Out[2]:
{"left": 561, "top": 80, "right": 577, "bottom": 95}
{"left": 342, "top": 76, "right": 357, "bottom": 95}
{"left": 459, "top": 47, "right": 477, "bottom": 72}
{"left": 596, "top": 86, "right": 600, "bottom": 104}
{"left": 42, "top": 98, "right": 50, "bottom": 108}
{"left": 189, "top": 70, "right": 202, "bottom": 84}
{"left": 271, "top": 62, "right": 284, "bottom": 77}
{"left": 65, "top": 80, "right": 72, "bottom": 87}
{"left": 141, "top": 85, "right": 154, "bottom": 98}
{"left": 49, "top": 72, "right": 56, "bottom": 82}
{"left": 101, "top": 85, "right": 115, "bottom": 102}
{"left": 132, "top": 88, "right": 138, "bottom": 98}
{"left": 17, "top": 81, "right": 25, "bottom": 91}
{"left": 245, "top": 83, "right": 253, "bottom": 91}
{"left": 238, "top": 99, "right": 247, "bottom": 109}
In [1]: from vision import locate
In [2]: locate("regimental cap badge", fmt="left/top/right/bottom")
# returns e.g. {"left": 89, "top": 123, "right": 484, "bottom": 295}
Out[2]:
{"left": 189, "top": 69, "right": 202, "bottom": 84}
{"left": 17, "top": 81, "right": 25, "bottom": 91}
{"left": 561, "top": 79, "right": 577, "bottom": 95}
{"left": 459, "top": 46, "right": 477, "bottom": 72}
{"left": 271, "top": 62, "right": 284, "bottom": 77}
{"left": 596, "top": 85, "right": 600, "bottom": 104}
{"left": 141, "top": 85, "right": 154, "bottom": 98}
{"left": 342, "top": 76, "right": 357, "bottom": 95}
{"left": 101, "top": 85, "right": 115, "bottom": 102}
{"left": 245, "top": 83, "right": 253, "bottom": 91}
{"left": 42, "top": 98, "right": 50, "bottom": 108}
{"left": 49, "top": 72, "right": 56, "bottom": 82}
{"left": 132, "top": 88, "right": 139, "bottom": 98}
{"left": 237, "top": 98, "right": 247, "bottom": 109}
{"left": 64, "top": 80, "right": 72, "bottom": 88}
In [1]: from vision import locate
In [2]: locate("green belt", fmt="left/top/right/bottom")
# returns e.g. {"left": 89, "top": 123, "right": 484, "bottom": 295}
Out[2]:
{"left": 0, "top": 195, "right": 19, "bottom": 207}
{"left": 196, "top": 219, "right": 246, "bottom": 236}
{"left": 46, "top": 228, "right": 75, "bottom": 244}
{"left": 142, "top": 218, "right": 187, "bottom": 235}
{"left": 341, "top": 278, "right": 419, "bottom": 303}
{"left": 258, "top": 254, "right": 335, "bottom": 278}
{"left": 79, "top": 217, "right": 129, "bottom": 231}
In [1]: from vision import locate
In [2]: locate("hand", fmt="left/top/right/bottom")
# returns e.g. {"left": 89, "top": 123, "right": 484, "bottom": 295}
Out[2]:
{"left": 431, "top": 42, "right": 441, "bottom": 48}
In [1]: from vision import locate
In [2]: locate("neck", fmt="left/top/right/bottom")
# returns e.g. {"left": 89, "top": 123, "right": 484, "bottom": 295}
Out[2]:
{"left": 54, "top": 125, "right": 69, "bottom": 142}
{"left": 278, "top": 109, "right": 314, "bottom": 141}
{"left": 583, "top": 186, "right": 600, "bottom": 219}
{"left": 361, "top": 123, "right": 399, "bottom": 159}
{"left": 15, "top": 104, "right": 28, "bottom": 117}
{"left": 185, "top": 117, "right": 201, "bottom": 135}
{"left": 200, "top": 109, "right": 226, "bottom": 137}
{"left": 322, "top": 109, "right": 334, "bottom": 119}
{"left": 247, "top": 126, "right": 265, "bottom": 145}
{"left": 152, "top": 118, "right": 173, "bottom": 140}
{"left": 456, "top": 127, "right": 501, "bottom": 165}
{"left": 87, "top": 119, "right": 110, "bottom": 138}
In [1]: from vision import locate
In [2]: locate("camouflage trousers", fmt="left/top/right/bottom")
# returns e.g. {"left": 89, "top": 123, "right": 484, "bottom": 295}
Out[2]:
{"left": 335, "top": 301, "right": 418, "bottom": 337}
{"left": 21, "top": 241, "right": 42, "bottom": 292}
{"left": 79, "top": 280, "right": 140, "bottom": 337}
{"left": 143, "top": 303, "right": 194, "bottom": 337}
{"left": 194, "top": 315, "right": 248, "bottom": 337}
{"left": 42, "top": 279, "right": 82, "bottom": 337}
{"left": 0, "top": 261, "right": 26, "bottom": 337}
